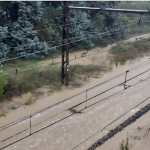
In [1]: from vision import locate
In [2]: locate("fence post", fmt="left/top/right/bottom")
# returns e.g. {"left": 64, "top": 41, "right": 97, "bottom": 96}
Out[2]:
{"left": 85, "top": 90, "right": 88, "bottom": 108}
{"left": 30, "top": 116, "right": 31, "bottom": 135}
{"left": 16, "top": 69, "right": 17, "bottom": 74}
{"left": 124, "top": 70, "right": 129, "bottom": 89}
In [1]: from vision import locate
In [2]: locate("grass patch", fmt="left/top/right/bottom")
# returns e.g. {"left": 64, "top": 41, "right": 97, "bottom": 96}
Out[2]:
{"left": 2, "top": 59, "right": 38, "bottom": 71}
{"left": 69, "top": 65, "right": 102, "bottom": 81}
{"left": 54, "top": 82, "right": 62, "bottom": 91}
{"left": 1, "top": 64, "right": 103, "bottom": 100}
{"left": 93, "top": 75, "right": 102, "bottom": 78}
{"left": 72, "top": 82, "right": 83, "bottom": 88}
{"left": 24, "top": 92, "right": 33, "bottom": 105}
{"left": 11, "top": 106, "right": 17, "bottom": 110}
{"left": 120, "top": 137, "right": 129, "bottom": 150}
{"left": 0, "top": 112, "right": 7, "bottom": 117}
{"left": 110, "top": 39, "right": 150, "bottom": 65}
{"left": 24, "top": 98, "right": 33, "bottom": 105}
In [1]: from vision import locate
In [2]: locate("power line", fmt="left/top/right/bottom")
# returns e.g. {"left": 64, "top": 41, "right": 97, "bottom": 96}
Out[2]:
{"left": 0, "top": 16, "right": 146, "bottom": 58}
{"left": 0, "top": 15, "right": 146, "bottom": 39}
{"left": 92, "top": 1, "right": 97, "bottom": 8}
{"left": 120, "top": 2, "right": 129, "bottom": 9}
{"left": 1, "top": 24, "right": 150, "bottom": 77}
{"left": 0, "top": 26, "right": 126, "bottom": 63}
{"left": 5, "top": 22, "right": 147, "bottom": 56}
{"left": 0, "top": 20, "right": 148, "bottom": 77}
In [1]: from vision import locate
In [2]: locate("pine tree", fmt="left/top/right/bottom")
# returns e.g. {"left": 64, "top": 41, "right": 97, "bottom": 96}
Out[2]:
{"left": 0, "top": 1, "right": 55, "bottom": 63}
{"left": 0, "top": 26, "right": 9, "bottom": 63}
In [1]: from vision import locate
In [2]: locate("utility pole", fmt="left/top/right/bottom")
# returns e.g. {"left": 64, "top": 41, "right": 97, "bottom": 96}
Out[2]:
{"left": 61, "top": 4, "right": 150, "bottom": 86}
{"left": 62, "top": 1, "right": 69, "bottom": 86}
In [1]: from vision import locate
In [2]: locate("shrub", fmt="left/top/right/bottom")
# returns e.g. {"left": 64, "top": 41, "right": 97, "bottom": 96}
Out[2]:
{"left": 0, "top": 69, "right": 8, "bottom": 99}
{"left": 111, "top": 40, "right": 150, "bottom": 65}
{"left": 0, "top": 112, "right": 7, "bottom": 117}
{"left": 73, "top": 82, "right": 83, "bottom": 87}
{"left": 11, "top": 106, "right": 17, "bottom": 110}
{"left": 25, "top": 98, "right": 33, "bottom": 105}
{"left": 120, "top": 137, "right": 129, "bottom": 150}
{"left": 24, "top": 92, "right": 33, "bottom": 105}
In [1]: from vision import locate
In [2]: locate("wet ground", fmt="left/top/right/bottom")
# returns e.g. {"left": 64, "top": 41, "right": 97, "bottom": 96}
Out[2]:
{"left": 1, "top": 34, "right": 150, "bottom": 150}
{"left": 1, "top": 54, "right": 150, "bottom": 150}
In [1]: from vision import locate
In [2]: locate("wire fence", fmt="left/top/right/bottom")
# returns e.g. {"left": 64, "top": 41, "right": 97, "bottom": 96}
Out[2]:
{"left": 1, "top": 59, "right": 150, "bottom": 149}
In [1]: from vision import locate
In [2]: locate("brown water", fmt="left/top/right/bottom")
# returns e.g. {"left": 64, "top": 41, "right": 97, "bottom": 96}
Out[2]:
{"left": 96, "top": 109, "right": 150, "bottom": 150}
{"left": 1, "top": 34, "right": 150, "bottom": 150}
{"left": 1, "top": 73, "right": 150, "bottom": 150}
{"left": 0, "top": 44, "right": 150, "bottom": 127}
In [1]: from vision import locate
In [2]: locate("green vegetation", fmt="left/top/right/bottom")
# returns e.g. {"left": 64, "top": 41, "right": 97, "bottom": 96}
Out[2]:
{"left": 93, "top": 75, "right": 102, "bottom": 79}
{"left": 72, "top": 82, "right": 83, "bottom": 88}
{"left": 10, "top": 106, "right": 17, "bottom": 110}
{"left": 0, "top": 67, "right": 8, "bottom": 99}
{"left": 110, "top": 40, "right": 150, "bottom": 65}
{"left": 54, "top": 82, "right": 62, "bottom": 91}
{"left": 0, "top": 112, "right": 7, "bottom": 117}
{"left": 24, "top": 98, "right": 33, "bottom": 105}
{"left": 24, "top": 92, "right": 33, "bottom": 105}
{"left": 119, "top": 1, "right": 150, "bottom": 39}
{"left": 120, "top": 137, "right": 129, "bottom": 150}
{"left": 0, "top": 64, "right": 103, "bottom": 100}
{"left": 0, "top": 1, "right": 127, "bottom": 63}
{"left": 1, "top": 1, "right": 150, "bottom": 103}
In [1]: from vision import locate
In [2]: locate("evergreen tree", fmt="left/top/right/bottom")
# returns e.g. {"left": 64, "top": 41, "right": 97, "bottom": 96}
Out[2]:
{"left": 0, "top": 26, "right": 9, "bottom": 63}
{"left": 0, "top": 1, "right": 128, "bottom": 63}
{"left": 0, "top": 1, "right": 55, "bottom": 63}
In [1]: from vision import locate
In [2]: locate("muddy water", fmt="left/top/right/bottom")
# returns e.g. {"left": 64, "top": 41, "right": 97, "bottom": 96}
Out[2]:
{"left": 96, "top": 108, "right": 150, "bottom": 150}
{"left": 0, "top": 44, "right": 150, "bottom": 127}
{"left": 1, "top": 75, "right": 150, "bottom": 150}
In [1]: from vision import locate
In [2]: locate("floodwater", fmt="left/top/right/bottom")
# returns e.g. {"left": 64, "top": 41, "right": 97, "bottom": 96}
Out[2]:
{"left": 96, "top": 108, "right": 150, "bottom": 150}
{"left": 1, "top": 36, "right": 150, "bottom": 149}
{"left": 1, "top": 67, "right": 150, "bottom": 150}
{"left": 0, "top": 44, "right": 150, "bottom": 127}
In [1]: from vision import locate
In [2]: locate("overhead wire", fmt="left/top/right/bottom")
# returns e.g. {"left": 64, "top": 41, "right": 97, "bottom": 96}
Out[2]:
{"left": 0, "top": 25, "right": 126, "bottom": 63}
{"left": 4, "top": 19, "right": 142, "bottom": 55}
{"left": 0, "top": 15, "right": 147, "bottom": 38}
{"left": 1, "top": 22, "right": 150, "bottom": 77}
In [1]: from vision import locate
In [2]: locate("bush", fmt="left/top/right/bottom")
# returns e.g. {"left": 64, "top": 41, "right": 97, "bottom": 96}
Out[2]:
{"left": 0, "top": 69, "right": 8, "bottom": 99}
{"left": 0, "top": 112, "right": 7, "bottom": 117}
{"left": 111, "top": 40, "right": 150, "bottom": 65}
{"left": 24, "top": 92, "right": 33, "bottom": 105}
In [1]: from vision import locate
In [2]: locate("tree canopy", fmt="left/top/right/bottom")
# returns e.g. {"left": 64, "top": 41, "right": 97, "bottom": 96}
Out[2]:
{"left": 0, "top": 1, "right": 128, "bottom": 63}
